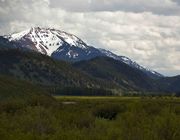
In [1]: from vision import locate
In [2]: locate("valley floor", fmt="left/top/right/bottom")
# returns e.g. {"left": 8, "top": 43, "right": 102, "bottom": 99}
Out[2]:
{"left": 0, "top": 96, "right": 179, "bottom": 140}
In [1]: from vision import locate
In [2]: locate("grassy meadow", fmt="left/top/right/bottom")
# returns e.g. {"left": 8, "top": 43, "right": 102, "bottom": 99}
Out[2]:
{"left": 0, "top": 94, "right": 179, "bottom": 140}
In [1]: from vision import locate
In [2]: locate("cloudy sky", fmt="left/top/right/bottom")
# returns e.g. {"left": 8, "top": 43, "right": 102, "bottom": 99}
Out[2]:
{"left": 0, "top": 0, "right": 180, "bottom": 76}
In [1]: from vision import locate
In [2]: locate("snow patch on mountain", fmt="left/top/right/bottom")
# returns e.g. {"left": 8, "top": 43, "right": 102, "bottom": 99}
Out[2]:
{"left": 5, "top": 27, "right": 89, "bottom": 56}
{"left": 8, "top": 29, "right": 31, "bottom": 41}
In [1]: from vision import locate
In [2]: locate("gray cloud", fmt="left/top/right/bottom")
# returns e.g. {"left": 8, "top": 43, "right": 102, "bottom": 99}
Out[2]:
{"left": 173, "top": 0, "right": 180, "bottom": 5}
{"left": 0, "top": 0, "right": 180, "bottom": 76}
{"left": 50, "top": 0, "right": 180, "bottom": 15}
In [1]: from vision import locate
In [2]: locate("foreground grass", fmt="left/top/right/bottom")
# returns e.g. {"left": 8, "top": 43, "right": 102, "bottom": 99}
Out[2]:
{"left": 0, "top": 95, "right": 179, "bottom": 140}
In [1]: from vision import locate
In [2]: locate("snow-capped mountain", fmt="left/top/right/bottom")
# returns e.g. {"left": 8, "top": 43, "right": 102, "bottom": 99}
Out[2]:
{"left": 5, "top": 27, "right": 89, "bottom": 56}
{"left": 2, "top": 27, "right": 163, "bottom": 78}
{"left": 4, "top": 27, "right": 104, "bottom": 61}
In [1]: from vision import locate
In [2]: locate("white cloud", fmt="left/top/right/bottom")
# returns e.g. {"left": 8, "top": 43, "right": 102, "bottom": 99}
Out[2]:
{"left": 0, "top": 0, "right": 180, "bottom": 76}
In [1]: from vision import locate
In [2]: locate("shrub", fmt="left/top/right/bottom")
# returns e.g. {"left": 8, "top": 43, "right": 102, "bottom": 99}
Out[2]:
{"left": 93, "top": 103, "right": 126, "bottom": 120}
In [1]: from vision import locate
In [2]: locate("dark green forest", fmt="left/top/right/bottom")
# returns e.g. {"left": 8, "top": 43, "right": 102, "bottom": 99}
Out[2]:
{"left": 0, "top": 47, "right": 180, "bottom": 95}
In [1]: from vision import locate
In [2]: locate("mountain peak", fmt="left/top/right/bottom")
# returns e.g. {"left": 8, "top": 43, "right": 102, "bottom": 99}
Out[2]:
{"left": 5, "top": 27, "right": 89, "bottom": 56}
{"left": 6, "top": 28, "right": 31, "bottom": 41}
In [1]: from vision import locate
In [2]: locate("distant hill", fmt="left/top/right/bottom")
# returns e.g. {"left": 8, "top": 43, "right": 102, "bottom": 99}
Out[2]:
{"left": 156, "top": 75, "right": 180, "bottom": 93}
{"left": 0, "top": 48, "right": 117, "bottom": 89}
{"left": 73, "top": 57, "right": 157, "bottom": 91}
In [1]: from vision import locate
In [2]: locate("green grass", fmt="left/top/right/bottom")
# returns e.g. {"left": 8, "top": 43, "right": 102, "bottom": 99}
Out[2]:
{"left": 54, "top": 96, "right": 140, "bottom": 100}
{"left": 0, "top": 93, "right": 179, "bottom": 140}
